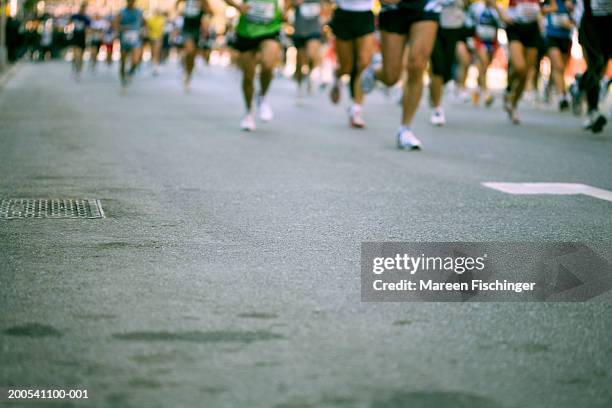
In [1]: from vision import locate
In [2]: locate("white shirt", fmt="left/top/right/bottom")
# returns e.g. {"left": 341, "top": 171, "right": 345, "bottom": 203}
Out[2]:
{"left": 336, "top": 0, "right": 374, "bottom": 12}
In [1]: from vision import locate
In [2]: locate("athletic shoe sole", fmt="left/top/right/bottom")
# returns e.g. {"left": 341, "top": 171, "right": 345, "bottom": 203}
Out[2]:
{"left": 589, "top": 115, "right": 607, "bottom": 133}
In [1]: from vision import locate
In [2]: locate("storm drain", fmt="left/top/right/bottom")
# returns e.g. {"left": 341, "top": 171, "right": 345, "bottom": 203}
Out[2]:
{"left": 0, "top": 198, "right": 105, "bottom": 219}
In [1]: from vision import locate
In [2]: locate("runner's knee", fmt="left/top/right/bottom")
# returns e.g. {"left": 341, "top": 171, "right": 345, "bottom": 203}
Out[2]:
{"left": 381, "top": 65, "right": 401, "bottom": 86}
{"left": 407, "top": 54, "right": 428, "bottom": 79}
{"left": 512, "top": 62, "right": 528, "bottom": 79}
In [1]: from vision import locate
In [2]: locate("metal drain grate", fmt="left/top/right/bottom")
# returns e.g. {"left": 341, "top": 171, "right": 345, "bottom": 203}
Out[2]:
{"left": 0, "top": 198, "right": 105, "bottom": 219}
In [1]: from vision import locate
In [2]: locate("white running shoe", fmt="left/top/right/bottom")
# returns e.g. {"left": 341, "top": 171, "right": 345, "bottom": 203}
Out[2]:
{"left": 457, "top": 89, "right": 470, "bottom": 103}
{"left": 258, "top": 97, "right": 274, "bottom": 122}
{"left": 396, "top": 127, "right": 422, "bottom": 150}
{"left": 349, "top": 105, "right": 365, "bottom": 128}
{"left": 240, "top": 113, "right": 256, "bottom": 131}
{"left": 430, "top": 108, "right": 446, "bottom": 126}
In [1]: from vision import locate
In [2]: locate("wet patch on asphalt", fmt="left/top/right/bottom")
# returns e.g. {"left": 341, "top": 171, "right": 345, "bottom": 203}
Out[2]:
{"left": 511, "top": 342, "right": 550, "bottom": 354}
{"left": 199, "top": 386, "right": 227, "bottom": 395}
{"left": 127, "top": 377, "right": 164, "bottom": 389}
{"left": 3, "top": 323, "right": 62, "bottom": 337}
{"left": 237, "top": 312, "right": 279, "bottom": 320}
{"left": 369, "top": 390, "right": 504, "bottom": 408}
{"left": 130, "top": 351, "right": 185, "bottom": 364}
{"left": 112, "top": 330, "right": 285, "bottom": 344}
{"left": 74, "top": 313, "right": 117, "bottom": 321}
{"left": 93, "top": 241, "right": 165, "bottom": 250}
{"left": 558, "top": 369, "right": 608, "bottom": 385}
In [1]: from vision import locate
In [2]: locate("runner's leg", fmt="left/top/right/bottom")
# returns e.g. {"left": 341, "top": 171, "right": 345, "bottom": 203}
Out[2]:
{"left": 238, "top": 50, "right": 258, "bottom": 111}
{"left": 184, "top": 37, "right": 197, "bottom": 87}
{"left": 351, "top": 33, "right": 375, "bottom": 105}
{"left": 402, "top": 20, "right": 437, "bottom": 126}
{"left": 376, "top": 31, "right": 407, "bottom": 86}
{"left": 295, "top": 45, "right": 307, "bottom": 87}
{"left": 259, "top": 39, "right": 281, "bottom": 97}
{"left": 331, "top": 38, "right": 354, "bottom": 104}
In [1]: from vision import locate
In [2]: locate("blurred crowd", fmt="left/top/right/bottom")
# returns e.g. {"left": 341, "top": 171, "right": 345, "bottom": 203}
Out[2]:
{"left": 2, "top": 0, "right": 610, "bottom": 140}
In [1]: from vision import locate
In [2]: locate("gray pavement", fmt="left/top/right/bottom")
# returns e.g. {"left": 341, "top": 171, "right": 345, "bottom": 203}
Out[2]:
{"left": 1, "top": 61, "right": 611, "bottom": 408}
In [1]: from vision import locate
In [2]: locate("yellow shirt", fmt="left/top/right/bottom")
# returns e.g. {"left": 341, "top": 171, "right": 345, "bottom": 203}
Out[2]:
{"left": 146, "top": 15, "right": 165, "bottom": 40}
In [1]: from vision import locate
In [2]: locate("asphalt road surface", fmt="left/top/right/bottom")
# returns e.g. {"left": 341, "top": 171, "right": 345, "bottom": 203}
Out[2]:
{"left": 1, "top": 61, "right": 611, "bottom": 408}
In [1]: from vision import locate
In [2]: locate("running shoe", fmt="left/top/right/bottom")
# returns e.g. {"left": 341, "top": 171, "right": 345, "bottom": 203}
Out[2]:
{"left": 472, "top": 90, "right": 480, "bottom": 106}
{"left": 240, "top": 113, "right": 256, "bottom": 131}
{"left": 457, "top": 89, "right": 470, "bottom": 103}
{"left": 349, "top": 105, "right": 365, "bottom": 128}
{"left": 258, "top": 97, "right": 274, "bottom": 122}
{"left": 558, "top": 95, "right": 570, "bottom": 111}
{"left": 396, "top": 127, "right": 422, "bottom": 150}
{"left": 583, "top": 110, "right": 607, "bottom": 133}
{"left": 330, "top": 81, "right": 341, "bottom": 104}
{"left": 361, "top": 53, "right": 382, "bottom": 94}
{"left": 570, "top": 75, "right": 583, "bottom": 116}
{"left": 503, "top": 91, "right": 519, "bottom": 124}
{"left": 430, "top": 108, "right": 446, "bottom": 126}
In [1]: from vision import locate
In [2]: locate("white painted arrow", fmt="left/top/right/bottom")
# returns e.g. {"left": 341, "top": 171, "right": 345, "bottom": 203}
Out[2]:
{"left": 482, "top": 183, "right": 612, "bottom": 203}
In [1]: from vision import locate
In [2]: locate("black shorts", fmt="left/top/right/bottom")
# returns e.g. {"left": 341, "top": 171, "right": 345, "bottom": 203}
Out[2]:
{"left": 546, "top": 36, "right": 572, "bottom": 54}
{"left": 90, "top": 39, "right": 102, "bottom": 48}
{"left": 72, "top": 33, "right": 87, "bottom": 49}
{"left": 431, "top": 27, "right": 463, "bottom": 83}
{"left": 232, "top": 33, "right": 280, "bottom": 53}
{"left": 578, "top": 14, "right": 612, "bottom": 60}
{"left": 182, "top": 28, "right": 200, "bottom": 43}
{"left": 292, "top": 33, "right": 321, "bottom": 49}
{"left": 506, "top": 22, "right": 541, "bottom": 49}
{"left": 458, "top": 25, "right": 475, "bottom": 43}
{"left": 379, "top": 4, "right": 439, "bottom": 34}
{"left": 330, "top": 9, "right": 375, "bottom": 40}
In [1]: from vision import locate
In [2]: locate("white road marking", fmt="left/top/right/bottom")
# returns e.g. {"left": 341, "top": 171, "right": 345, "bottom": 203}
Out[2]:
{"left": 482, "top": 183, "right": 612, "bottom": 203}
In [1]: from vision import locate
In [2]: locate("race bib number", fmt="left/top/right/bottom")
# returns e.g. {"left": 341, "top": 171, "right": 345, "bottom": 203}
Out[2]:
{"left": 74, "top": 21, "right": 85, "bottom": 31}
{"left": 299, "top": 3, "right": 321, "bottom": 18}
{"left": 184, "top": 0, "right": 201, "bottom": 17}
{"left": 516, "top": 2, "right": 540, "bottom": 21}
{"left": 550, "top": 13, "right": 570, "bottom": 28}
{"left": 246, "top": 1, "right": 275, "bottom": 23}
{"left": 476, "top": 25, "right": 497, "bottom": 40}
{"left": 123, "top": 30, "right": 140, "bottom": 45}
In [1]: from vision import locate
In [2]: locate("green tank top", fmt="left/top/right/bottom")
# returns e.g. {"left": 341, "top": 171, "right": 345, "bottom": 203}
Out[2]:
{"left": 236, "top": 0, "right": 283, "bottom": 38}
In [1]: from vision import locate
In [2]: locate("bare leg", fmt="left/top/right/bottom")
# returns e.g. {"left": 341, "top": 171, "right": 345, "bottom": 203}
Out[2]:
{"left": 402, "top": 21, "right": 438, "bottom": 126}
{"left": 295, "top": 47, "right": 307, "bottom": 86}
{"left": 331, "top": 38, "right": 355, "bottom": 103}
{"left": 548, "top": 47, "right": 567, "bottom": 96}
{"left": 73, "top": 47, "right": 84, "bottom": 75}
{"left": 351, "top": 33, "right": 375, "bottom": 105}
{"left": 259, "top": 39, "right": 281, "bottom": 97}
{"left": 429, "top": 74, "right": 444, "bottom": 108}
{"left": 184, "top": 38, "right": 197, "bottom": 81}
{"left": 376, "top": 30, "right": 407, "bottom": 86}
{"left": 455, "top": 41, "right": 471, "bottom": 92}
{"left": 238, "top": 50, "right": 258, "bottom": 110}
